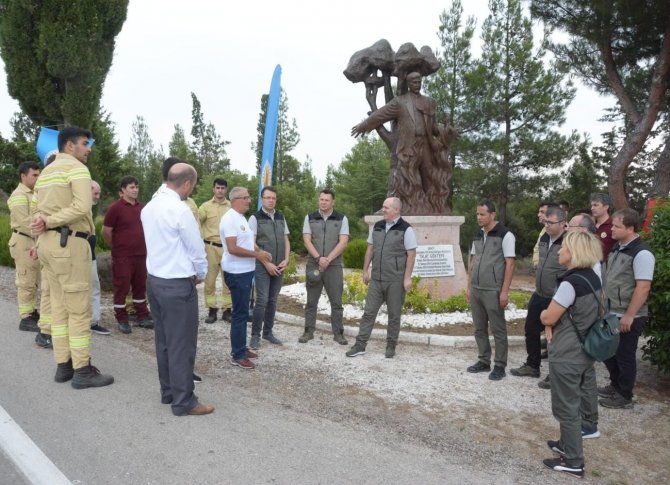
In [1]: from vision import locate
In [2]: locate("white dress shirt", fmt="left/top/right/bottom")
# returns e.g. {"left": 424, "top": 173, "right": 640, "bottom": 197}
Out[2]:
{"left": 141, "top": 187, "right": 207, "bottom": 279}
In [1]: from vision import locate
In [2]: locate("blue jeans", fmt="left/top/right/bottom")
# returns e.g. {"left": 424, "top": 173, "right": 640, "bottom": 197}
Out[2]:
{"left": 251, "top": 265, "right": 283, "bottom": 337}
{"left": 224, "top": 271, "right": 254, "bottom": 360}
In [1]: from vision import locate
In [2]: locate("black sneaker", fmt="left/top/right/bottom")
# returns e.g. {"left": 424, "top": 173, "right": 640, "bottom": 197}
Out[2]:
{"left": 466, "top": 361, "right": 491, "bottom": 373}
{"left": 91, "top": 324, "right": 111, "bottom": 335}
{"left": 35, "top": 332, "right": 52, "bottom": 349}
{"left": 298, "top": 331, "right": 314, "bottom": 343}
{"left": 262, "top": 333, "right": 283, "bottom": 345}
{"left": 581, "top": 427, "right": 600, "bottom": 439}
{"left": 597, "top": 383, "right": 616, "bottom": 398}
{"left": 538, "top": 375, "right": 551, "bottom": 389}
{"left": 488, "top": 366, "right": 506, "bottom": 381}
{"left": 193, "top": 373, "right": 202, "bottom": 383}
{"left": 118, "top": 322, "right": 132, "bottom": 334}
{"left": 19, "top": 316, "right": 39, "bottom": 332}
{"left": 542, "top": 457, "right": 584, "bottom": 478}
{"left": 510, "top": 363, "right": 540, "bottom": 378}
{"left": 249, "top": 335, "right": 261, "bottom": 350}
{"left": 599, "top": 392, "right": 633, "bottom": 409}
{"left": 137, "top": 318, "right": 154, "bottom": 329}
{"left": 547, "top": 440, "right": 566, "bottom": 456}
{"left": 346, "top": 344, "right": 366, "bottom": 357}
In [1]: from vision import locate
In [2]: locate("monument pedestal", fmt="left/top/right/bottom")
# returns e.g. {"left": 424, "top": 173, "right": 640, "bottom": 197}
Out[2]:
{"left": 364, "top": 215, "right": 467, "bottom": 300}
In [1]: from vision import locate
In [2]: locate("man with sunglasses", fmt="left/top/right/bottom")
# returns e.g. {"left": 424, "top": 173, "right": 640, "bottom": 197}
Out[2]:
{"left": 511, "top": 206, "right": 567, "bottom": 380}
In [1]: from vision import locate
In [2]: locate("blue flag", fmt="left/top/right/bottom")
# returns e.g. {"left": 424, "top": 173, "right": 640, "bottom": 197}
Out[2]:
{"left": 258, "top": 65, "right": 282, "bottom": 208}
{"left": 36, "top": 127, "right": 95, "bottom": 165}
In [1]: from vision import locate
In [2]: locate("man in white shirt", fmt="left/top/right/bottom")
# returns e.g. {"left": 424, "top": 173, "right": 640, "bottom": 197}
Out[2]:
{"left": 220, "top": 187, "right": 272, "bottom": 370}
{"left": 141, "top": 162, "right": 213, "bottom": 416}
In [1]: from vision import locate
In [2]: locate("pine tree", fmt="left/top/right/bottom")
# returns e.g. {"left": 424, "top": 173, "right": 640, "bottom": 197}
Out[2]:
{"left": 0, "top": 0, "right": 128, "bottom": 128}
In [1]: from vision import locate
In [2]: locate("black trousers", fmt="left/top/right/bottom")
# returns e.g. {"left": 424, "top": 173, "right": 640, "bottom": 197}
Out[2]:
{"left": 604, "top": 316, "right": 646, "bottom": 399}
{"left": 524, "top": 292, "right": 552, "bottom": 369}
{"left": 147, "top": 275, "right": 199, "bottom": 416}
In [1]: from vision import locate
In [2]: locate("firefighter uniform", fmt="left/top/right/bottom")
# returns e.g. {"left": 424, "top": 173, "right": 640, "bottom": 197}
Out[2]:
{"left": 33, "top": 153, "right": 94, "bottom": 369}
{"left": 198, "top": 197, "right": 232, "bottom": 312}
{"left": 8, "top": 182, "right": 40, "bottom": 319}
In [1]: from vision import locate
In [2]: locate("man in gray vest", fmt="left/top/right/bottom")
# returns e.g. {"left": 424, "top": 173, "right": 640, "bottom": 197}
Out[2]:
{"left": 466, "top": 200, "right": 516, "bottom": 381}
{"left": 511, "top": 206, "right": 567, "bottom": 379}
{"left": 346, "top": 197, "right": 417, "bottom": 358}
{"left": 599, "top": 208, "right": 655, "bottom": 409}
{"left": 248, "top": 186, "right": 290, "bottom": 349}
{"left": 299, "top": 189, "right": 349, "bottom": 344}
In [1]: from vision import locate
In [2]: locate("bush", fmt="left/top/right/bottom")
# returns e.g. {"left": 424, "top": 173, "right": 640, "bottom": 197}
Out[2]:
{"left": 642, "top": 202, "right": 670, "bottom": 374}
{"left": 282, "top": 251, "right": 299, "bottom": 283}
{"left": 0, "top": 215, "right": 13, "bottom": 267}
{"left": 94, "top": 217, "right": 110, "bottom": 253}
{"left": 342, "top": 239, "right": 368, "bottom": 269}
{"left": 509, "top": 291, "right": 531, "bottom": 309}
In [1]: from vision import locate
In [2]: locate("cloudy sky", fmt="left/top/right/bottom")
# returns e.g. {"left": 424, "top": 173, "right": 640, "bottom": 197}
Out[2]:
{"left": 0, "top": 0, "right": 615, "bottom": 180}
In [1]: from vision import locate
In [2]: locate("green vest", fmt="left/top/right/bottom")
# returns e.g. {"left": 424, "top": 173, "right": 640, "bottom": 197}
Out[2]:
{"left": 535, "top": 232, "right": 566, "bottom": 298}
{"left": 605, "top": 237, "right": 652, "bottom": 317}
{"left": 471, "top": 222, "right": 511, "bottom": 291}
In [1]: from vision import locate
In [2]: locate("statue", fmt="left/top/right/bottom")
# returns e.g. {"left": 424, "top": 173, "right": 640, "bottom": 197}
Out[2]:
{"left": 346, "top": 40, "right": 457, "bottom": 215}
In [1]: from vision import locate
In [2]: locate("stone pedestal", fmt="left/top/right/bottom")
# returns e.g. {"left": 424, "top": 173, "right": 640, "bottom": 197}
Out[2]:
{"left": 364, "top": 215, "right": 467, "bottom": 300}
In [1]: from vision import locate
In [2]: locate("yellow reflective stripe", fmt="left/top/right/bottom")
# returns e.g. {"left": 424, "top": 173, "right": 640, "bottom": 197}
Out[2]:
{"left": 69, "top": 335, "right": 90, "bottom": 348}
{"left": 18, "top": 303, "right": 35, "bottom": 313}
{"left": 40, "top": 314, "right": 52, "bottom": 324}
{"left": 65, "top": 167, "right": 90, "bottom": 182}
{"left": 51, "top": 324, "right": 68, "bottom": 337}
{"left": 7, "top": 195, "right": 29, "bottom": 208}
{"left": 35, "top": 171, "right": 69, "bottom": 188}
{"left": 205, "top": 295, "right": 217, "bottom": 306}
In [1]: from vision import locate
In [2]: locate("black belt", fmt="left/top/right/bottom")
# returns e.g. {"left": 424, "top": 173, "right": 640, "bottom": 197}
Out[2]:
{"left": 13, "top": 229, "right": 32, "bottom": 238}
{"left": 48, "top": 227, "right": 91, "bottom": 240}
{"left": 204, "top": 240, "right": 223, "bottom": 248}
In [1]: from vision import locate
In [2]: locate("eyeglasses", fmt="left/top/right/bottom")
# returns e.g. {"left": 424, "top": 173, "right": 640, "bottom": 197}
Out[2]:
{"left": 543, "top": 220, "right": 565, "bottom": 226}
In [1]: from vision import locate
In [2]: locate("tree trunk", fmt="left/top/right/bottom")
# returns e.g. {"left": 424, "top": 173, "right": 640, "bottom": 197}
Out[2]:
{"left": 605, "top": 22, "right": 670, "bottom": 210}
{"left": 650, "top": 134, "right": 670, "bottom": 199}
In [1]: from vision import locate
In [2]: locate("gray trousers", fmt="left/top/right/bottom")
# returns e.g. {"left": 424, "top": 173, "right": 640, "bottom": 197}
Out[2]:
{"left": 470, "top": 286, "right": 508, "bottom": 368}
{"left": 550, "top": 361, "right": 598, "bottom": 467}
{"left": 251, "top": 266, "right": 283, "bottom": 337}
{"left": 147, "top": 275, "right": 199, "bottom": 416}
{"left": 355, "top": 279, "right": 406, "bottom": 347}
{"left": 304, "top": 262, "right": 343, "bottom": 335}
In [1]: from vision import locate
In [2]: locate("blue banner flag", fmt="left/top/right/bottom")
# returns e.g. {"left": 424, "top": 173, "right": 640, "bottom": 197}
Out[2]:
{"left": 258, "top": 64, "right": 282, "bottom": 208}
{"left": 36, "top": 127, "right": 59, "bottom": 164}
{"left": 36, "top": 127, "right": 95, "bottom": 165}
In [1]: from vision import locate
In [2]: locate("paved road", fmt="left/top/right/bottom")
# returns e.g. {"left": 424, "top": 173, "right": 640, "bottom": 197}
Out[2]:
{"left": 0, "top": 294, "right": 522, "bottom": 485}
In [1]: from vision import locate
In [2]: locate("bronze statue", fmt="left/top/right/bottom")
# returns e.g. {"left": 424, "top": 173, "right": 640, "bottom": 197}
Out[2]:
{"left": 346, "top": 41, "right": 457, "bottom": 215}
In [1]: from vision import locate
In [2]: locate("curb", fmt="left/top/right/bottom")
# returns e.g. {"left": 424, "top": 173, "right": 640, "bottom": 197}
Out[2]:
{"left": 275, "top": 312, "right": 526, "bottom": 349}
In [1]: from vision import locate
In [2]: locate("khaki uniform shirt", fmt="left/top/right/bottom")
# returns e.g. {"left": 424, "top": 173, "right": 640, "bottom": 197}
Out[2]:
{"left": 198, "top": 197, "right": 231, "bottom": 242}
{"left": 8, "top": 182, "right": 34, "bottom": 236}
{"left": 31, "top": 153, "right": 94, "bottom": 235}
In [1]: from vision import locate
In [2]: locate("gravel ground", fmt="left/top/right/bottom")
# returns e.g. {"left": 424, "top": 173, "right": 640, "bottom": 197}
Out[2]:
{"left": 3, "top": 264, "right": 669, "bottom": 484}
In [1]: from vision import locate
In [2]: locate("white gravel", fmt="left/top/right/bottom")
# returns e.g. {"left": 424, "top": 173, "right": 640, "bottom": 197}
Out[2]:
{"left": 280, "top": 281, "right": 528, "bottom": 328}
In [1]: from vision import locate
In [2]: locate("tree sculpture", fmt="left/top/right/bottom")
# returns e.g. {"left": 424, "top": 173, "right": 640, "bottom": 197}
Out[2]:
{"left": 345, "top": 40, "right": 458, "bottom": 215}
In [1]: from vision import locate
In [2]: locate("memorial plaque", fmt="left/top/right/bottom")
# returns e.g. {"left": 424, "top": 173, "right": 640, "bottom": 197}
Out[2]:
{"left": 412, "top": 245, "right": 455, "bottom": 278}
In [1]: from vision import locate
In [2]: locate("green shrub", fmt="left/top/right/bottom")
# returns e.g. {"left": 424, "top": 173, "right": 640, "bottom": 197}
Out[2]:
{"left": 0, "top": 215, "right": 14, "bottom": 267}
{"left": 642, "top": 202, "right": 670, "bottom": 374}
{"left": 342, "top": 239, "right": 368, "bottom": 269}
{"left": 282, "top": 251, "right": 299, "bottom": 283}
{"left": 94, "top": 217, "right": 110, "bottom": 253}
{"left": 342, "top": 271, "right": 367, "bottom": 305}
{"left": 509, "top": 291, "right": 531, "bottom": 309}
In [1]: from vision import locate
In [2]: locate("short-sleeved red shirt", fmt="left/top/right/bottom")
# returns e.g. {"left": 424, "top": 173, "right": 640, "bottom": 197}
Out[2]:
{"left": 103, "top": 198, "right": 146, "bottom": 258}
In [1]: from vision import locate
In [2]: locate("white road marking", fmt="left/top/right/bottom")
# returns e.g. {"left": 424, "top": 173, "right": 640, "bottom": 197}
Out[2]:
{"left": 0, "top": 404, "right": 71, "bottom": 485}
